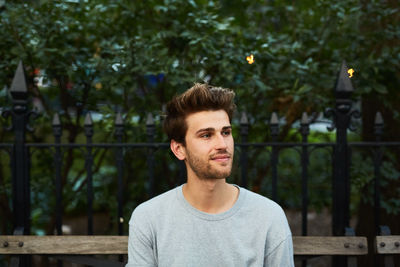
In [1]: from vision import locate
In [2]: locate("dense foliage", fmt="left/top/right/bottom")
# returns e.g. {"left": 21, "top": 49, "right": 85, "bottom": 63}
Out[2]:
{"left": 0, "top": 0, "right": 399, "bottom": 241}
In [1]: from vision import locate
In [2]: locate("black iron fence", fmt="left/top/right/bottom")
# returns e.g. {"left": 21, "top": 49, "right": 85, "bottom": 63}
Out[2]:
{"left": 1, "top": 61, "right": 399, "bottom": 266}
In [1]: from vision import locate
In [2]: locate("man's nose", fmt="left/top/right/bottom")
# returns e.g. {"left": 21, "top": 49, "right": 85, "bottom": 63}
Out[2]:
{"left": 214, "top": 133, "right": 228, "bottom": 150}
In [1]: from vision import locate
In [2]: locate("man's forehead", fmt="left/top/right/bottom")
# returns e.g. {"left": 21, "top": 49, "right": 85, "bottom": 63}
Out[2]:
{"left": 185, "top": 110, "right": 230, "bottom": 131}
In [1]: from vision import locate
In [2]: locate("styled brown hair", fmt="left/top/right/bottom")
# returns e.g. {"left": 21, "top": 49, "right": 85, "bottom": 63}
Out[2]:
{"left": 163, "top": 83, "right": 236, "bottom": 144}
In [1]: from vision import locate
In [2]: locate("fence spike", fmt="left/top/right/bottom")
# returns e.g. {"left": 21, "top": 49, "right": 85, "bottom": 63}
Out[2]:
{"left": 335, "top": 60, "right": 354, "bottom": 97}
{"left": 240, "top": 111, "right": 249, "bottom": 137}
{"left": 115, "top": 112, "right": 124, "bottom": 137}
{"left": 10, "top": 61, "right": 29, "bottom": 100}
{"left": 374, "top": 111, "right": 384, "bottom": 126}
{"left": 146, "top": 113, "right": 154, "bottom": 126}
{"left": 115, "top": 112, "right": 123, "bottom": 126}
{"left": 374, "top": 111, "right": 384, "bottom": 137}
{"left": 84, "top": 112, "right": 93, "bottom": 126}
{"left": 52, "top": 113, "right": 61, "bottom": 127}
{"left": 269, "top": 112, "right": 279, "bottom": 137}
{"left": 240, "top": 111, "right": 249, "bottom": 125}
{"left": 300, "top": 112, "right": 310, "bottom": 137}
{"left": 301, "top": 112, "right": 309, "bottom": 125}
{"left": 270, "top": 112, "right": 279, "bottom": 125}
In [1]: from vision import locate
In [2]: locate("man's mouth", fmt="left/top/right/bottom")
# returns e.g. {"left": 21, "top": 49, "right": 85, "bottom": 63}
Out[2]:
{"left": 210, "top": 154, "right": 231, "bottom": 162}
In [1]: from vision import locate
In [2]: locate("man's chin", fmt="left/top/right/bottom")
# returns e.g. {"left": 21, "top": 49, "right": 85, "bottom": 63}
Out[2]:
{"left": 200, "top": 175, "right": 229, "bottom": 181}
{"left": 206, "top": 169, "right": 232, "bottom": 180}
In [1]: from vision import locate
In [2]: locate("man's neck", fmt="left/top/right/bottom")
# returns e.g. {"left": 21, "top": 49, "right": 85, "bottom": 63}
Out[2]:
{"left": 182, "top": 178, "right": 239, "bottom": 214}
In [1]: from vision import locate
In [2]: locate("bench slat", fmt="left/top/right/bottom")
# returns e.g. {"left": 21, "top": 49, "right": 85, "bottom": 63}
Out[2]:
{"left": 376, "top": 236, "right": 400, "bottom": 254}
{"left": 0, "top": 235, "right": 368, "bottom": 256}
{"left": 293, "top": 236, "right": 368, "bottom": 255}
{"left": 0, "top": 236, "right": 128, "bottom": 254}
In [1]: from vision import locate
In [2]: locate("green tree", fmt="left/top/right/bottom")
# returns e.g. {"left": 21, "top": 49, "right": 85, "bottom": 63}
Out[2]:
{"left": 0, "top": 2, "right": 399, "bottom": 265}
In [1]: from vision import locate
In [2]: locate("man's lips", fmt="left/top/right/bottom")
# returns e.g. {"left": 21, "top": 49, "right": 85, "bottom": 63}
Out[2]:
{"left": 210, "top": 154, "right": 231, "bottom": 162}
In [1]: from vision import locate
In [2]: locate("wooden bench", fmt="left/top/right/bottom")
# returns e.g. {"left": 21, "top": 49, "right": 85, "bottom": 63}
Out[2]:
{"left": 0, "top": 235, "right": 368, "bottom": 266}
{"left": 375, "top": 235, "right": 400, "bottom": 267}
{"left": 375, "top": 235, "right": 400, "bottom": 255}
{"left": 293, "top": 236, "right": 367, "bottom": 256}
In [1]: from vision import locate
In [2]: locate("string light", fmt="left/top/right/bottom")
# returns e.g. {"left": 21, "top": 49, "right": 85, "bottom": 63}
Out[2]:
{"left": 246, "top": 54, "right": 254, "bottom": 64}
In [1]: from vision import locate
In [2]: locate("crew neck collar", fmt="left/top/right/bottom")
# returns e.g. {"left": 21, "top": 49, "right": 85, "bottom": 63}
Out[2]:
{"left": 176, "top": 184, "right": 246, "bottom": 221}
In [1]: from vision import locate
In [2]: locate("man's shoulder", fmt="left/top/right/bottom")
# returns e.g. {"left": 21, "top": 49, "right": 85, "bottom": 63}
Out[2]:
{"left": 129, "top": 186, "right": 179, "bottom": 223}
{"left": 241, "top": 187, "right": 283, "bottom": 210}
{"left": 239, "top": 187, "right": 292, "bottom": 242}
{"left": 240, "top": 187, "right": 288, "bottom": 221}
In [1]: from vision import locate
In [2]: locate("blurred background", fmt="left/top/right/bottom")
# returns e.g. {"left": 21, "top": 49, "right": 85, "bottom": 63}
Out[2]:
{"left": 0, "top": 0, "right": 399, "bottom": 266}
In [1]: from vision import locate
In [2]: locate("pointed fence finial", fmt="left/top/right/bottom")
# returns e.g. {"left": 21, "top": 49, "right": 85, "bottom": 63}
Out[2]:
{"left": 301, "top": 112, "right": 309, "bottom": 125}
{"left": 115, "top": 112, "right": 124, "bottom": 137}
{"left": 84, "top": 112, "right": 93, "bottom": 137}
{"left": 146, "top": 113, "right": 155, "bottom": 142}
{"left": 52, "top": 113, "right": 62, "bottom": 137}
{"left": 10, "top": 61, "right": 28, "bottom": 114}
{"left": 115, "top": 112, "right": 123, "bottom": 127}
{"left": 10, "top": 61, "right": 29, "bottom": 102}
{"left": 240, "top": 112, "right": 249, "bottom": 125}
{"left": 84, "top": 112, "right": 93, "bottom": 126}
{"left": 300, "top": 112, "right": 310, "bottom": 137}
{"left": 270, "top": 112, "right": 279, "bottom": 125}
{"left": 240, "top": 112, "right": 249, "bottom": 137}
{"left": 335, "top": 60, "right": 354, "bottom": 98}
{"left": 374, "top": 111, "right": 384, "bottom": 137}
{"left": 52, "top": 113, "right": 61, "bottom": 126}
{"left": 146, "top": 113, "right": 154, "bottom": 126}
{"left": 269, "top": 112, "right": 279, "bottom": 137}
{"left": 374, "top": 111, "right": 384, "bottom": 126}
{"left": 159, "top": 104, "right": 167, "bottom": 123}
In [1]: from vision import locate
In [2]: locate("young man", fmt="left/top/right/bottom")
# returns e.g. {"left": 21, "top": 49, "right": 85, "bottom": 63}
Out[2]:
{"left": 126, "top": 83, "right": 294, "bottom": 267}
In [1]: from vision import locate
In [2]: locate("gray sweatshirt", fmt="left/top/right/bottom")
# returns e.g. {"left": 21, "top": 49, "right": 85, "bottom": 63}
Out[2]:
{"left": 126, "top": 185, "right": 294, "bottom": 267}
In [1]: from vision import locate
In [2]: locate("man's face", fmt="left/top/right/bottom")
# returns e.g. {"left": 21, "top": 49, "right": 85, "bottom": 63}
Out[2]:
{"left": 181, "top": 110, "right": 234, "bottom": 180}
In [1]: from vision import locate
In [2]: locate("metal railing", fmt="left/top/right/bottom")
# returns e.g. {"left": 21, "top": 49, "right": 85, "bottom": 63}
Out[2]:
{"left": 1, "top": 61, "right": 399, "bottom": 267}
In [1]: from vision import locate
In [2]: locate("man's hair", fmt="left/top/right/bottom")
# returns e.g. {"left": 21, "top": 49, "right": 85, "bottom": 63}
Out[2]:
{"left": 163, "top": 83, "right": 236, "bottom": 144}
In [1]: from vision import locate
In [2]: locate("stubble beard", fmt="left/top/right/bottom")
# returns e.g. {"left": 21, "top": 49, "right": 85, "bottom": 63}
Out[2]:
{"left": 185, "top": 150, "right": 233, "bottom": 180}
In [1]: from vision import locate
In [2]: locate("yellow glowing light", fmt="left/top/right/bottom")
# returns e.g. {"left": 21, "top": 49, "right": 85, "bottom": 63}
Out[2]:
{"left": 347, "top": 68, "right": 354, "bottom": 78}
{"left": 246, "top": 54, "right": 254, "bottom": 64}
{"left": 95, "top": 82, "right": 102, "bottom": 90}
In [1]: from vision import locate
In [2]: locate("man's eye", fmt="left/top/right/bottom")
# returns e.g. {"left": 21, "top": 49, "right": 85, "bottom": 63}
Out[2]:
{"left": 222, "top": 130, "right": 231, "bottom": 136}
{"left": 201, "top": 133, "right": 211, "bottom": 138}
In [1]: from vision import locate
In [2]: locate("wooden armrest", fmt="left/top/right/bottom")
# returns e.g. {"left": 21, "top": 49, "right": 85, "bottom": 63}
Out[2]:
{"left": 0, "top": 236, "right": 128, "bottom": 254}
{"left": 293, "top": 236, "right": 368, "bottom": 255}
{"left": 375, "top": 236, "right": 400, "bottom": 254}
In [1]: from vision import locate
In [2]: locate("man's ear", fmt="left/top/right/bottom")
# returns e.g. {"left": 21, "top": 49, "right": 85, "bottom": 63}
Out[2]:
{"left": 170, "top": 139, "right": 186, "bottom": 160}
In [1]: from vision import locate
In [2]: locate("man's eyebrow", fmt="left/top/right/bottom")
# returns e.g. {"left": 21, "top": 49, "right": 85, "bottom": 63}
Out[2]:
{"left": 195, "top": 126, "right": 232, "bottom": 135}
{"left": 195, "top": 127, "right": 215, "bottom": 135}
{"left": 222, "top": 126, "right": 232, "bottom": 130}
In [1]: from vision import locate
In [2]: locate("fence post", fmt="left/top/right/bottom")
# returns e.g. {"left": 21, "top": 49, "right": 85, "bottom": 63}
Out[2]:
{"left": 9, "top": 62, "right": 31, "bottom": 235}
{"left": 300, "top": 112, "right": 310, "bottom": 236}
{"left": 326, "top": 61, "right": 359, "bottom": 267}
{"left": 52, "top": 113, "right": 63, "bottom": 235}
{"left": 115, "top": 112, "right": 124, "bottom": 236}
{"left": 300, "top": 112, "right": 310, "bottom": 267}
{"left": 240, "top": 112, "right": 249, "bottom": 188}
{"left": 3, "top": 61, "right": 34, "bottom": 267}
{"left": 373, "top": 112, "right": 383, "bottom": 234}
{"left": 115, "top": 112, "right": 125, "bottom": 263}
{"left": 332, "top": 61, "right": 358, "bottom": 236}
{"left": 146, "top": 113, "right": 155, "bottom": 197}
{"left": 84, "top": 112, "right": 94, "bottom": 235}
{"left": 269, "top": 112, "right": 279, "bottom": 201}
